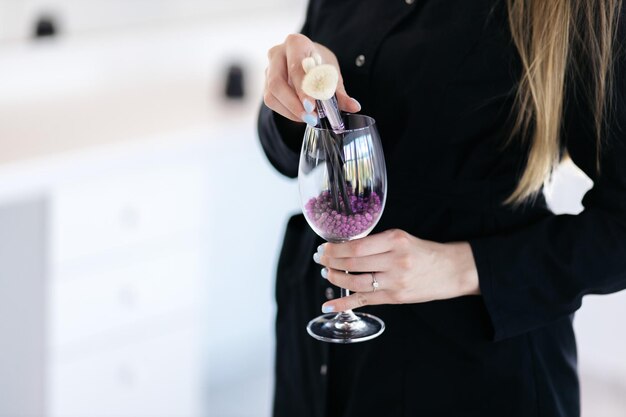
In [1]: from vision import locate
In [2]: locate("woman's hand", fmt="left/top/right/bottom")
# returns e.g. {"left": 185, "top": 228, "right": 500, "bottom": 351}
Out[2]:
{"left": 264, "top": 33, "right": 361, "bottom": 126}
{"left": 313, "top": 229, "right": 481, "bottom": 313}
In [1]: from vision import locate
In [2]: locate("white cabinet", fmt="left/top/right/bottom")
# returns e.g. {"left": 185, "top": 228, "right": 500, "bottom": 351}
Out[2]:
{"left": 0, "top": 125, "right": 297, "bottom": 417}
{"left": 48, "top": 326, "right": 203, "bottom": 417}
{"left": 50, "top": 163, "right": 210, "bottom": 264}
{"left": 0, "top": 9, "right": 302, "bottom": 417}
{"left": 49, "top": 247, "right": 205, "bottom": 351}
{"left": 41, "top": 144, "right": 214, "bottom": 417}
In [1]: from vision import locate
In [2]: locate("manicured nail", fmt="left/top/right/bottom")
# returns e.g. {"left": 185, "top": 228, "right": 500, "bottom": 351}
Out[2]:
{"left": 317, "top": 244, "right": 325, "bottom": 255}
{"left": 322, "top": 305, "right": 335, "bottom": 313}
{"left": 313, "top": 252, "right": 321, "bottom": 264}
{"left": 303, "top": 99, "right": 315, "bottom": 114}
{"left": 302, "top": 113, "right": 318, "bottom": 126}
{"left": 350, "top": 98, "right": 361, "bottom": 111}
{"left": 321, "top": 268, "right": 328, "bottom": 279}
{"left": 302, "top": 56, "right": 317, "bottom": 73}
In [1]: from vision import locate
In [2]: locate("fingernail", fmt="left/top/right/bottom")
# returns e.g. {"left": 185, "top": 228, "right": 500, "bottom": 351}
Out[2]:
{"left": 322, "top": 305, "right": 335, "bottom": 313}
{"left": 351, "top": 98, "right": 361, "bottom": 111}
{"left": 302, "top": 56, "right": 317, "bottom": 73}
{"left": 303, "top": 99, "right": 315, "bottom": 114}
{"left": 317, "top": 244, "right": 325, "bottom": 255}
{"left": 313, "top": 252, "right": 321, "bottom": 264}
{"left": 321, "top": 268, "right": 328, "bottom": 279}
{"left": 302, "top": 113, "right": 318, "bottom": 127}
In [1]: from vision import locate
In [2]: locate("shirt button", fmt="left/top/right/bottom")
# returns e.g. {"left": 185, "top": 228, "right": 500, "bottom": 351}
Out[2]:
{"left": 320, "top": 364, "right": 328, "bottom": 376}
{"left": 405, "top": 0, "right": 415, "bottom": 4}
{"left": 355, "top": 54, "right": 366, "bottom": 67}
{"left": 325, "top": 287, "right": 335, "bottom": 300}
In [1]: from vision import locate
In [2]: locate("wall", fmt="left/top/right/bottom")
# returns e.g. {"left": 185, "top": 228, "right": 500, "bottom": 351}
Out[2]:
{"left": 0, "top": 0, "right": 304, "bottom": 41}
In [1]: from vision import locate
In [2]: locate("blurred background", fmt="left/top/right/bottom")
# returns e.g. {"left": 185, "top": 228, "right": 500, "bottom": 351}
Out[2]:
{"left": 0, "top": 1, "right": 623, "bottom": 416}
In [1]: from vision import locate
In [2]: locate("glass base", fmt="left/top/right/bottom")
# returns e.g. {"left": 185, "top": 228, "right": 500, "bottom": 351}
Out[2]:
{"left": 306, "top": 310, "right": 385, "bottom": 344}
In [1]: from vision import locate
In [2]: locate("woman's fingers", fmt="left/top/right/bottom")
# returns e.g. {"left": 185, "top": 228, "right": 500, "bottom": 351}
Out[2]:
{"left": 284, "top": 34, "right": 318, "bottom": 106}
{"left": 323, "top": 269, "right": 389, "bottom": 293}
{"left": 315, "top": 230, "right": 480, "bottom": 312}
{"left": 318, "top": 251, "right": 393, "bottom": 273}
{"left": 265, "top": 34, "right": 362, "bottom": 124}
{"left": 319, "top": 229, "right": 400, "bottom": 259}
{"left": 265, "top": 45, "right": 314, "bottom": 123}
{"left": 321, "top": 288, "right": 391, "bottom": 313}
{"left": 265, "top": 41, "right": 316, "bottom": 123}
{"left": 336, "top": 80, "right": 361, "bottom": 113}
{"left": 263, "top": 91, "right": 302, "bottom": 122}
{"left": 264, "top": 66, "right": 310, "bottom": 122}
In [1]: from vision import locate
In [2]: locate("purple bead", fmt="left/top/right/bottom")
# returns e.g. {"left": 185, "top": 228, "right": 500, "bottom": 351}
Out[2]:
{"left": 304, "top": 187, "right": 382, "bottom": 239}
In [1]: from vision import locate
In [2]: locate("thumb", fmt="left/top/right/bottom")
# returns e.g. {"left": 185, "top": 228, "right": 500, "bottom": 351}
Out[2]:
{"left": 335, "top": 81, "right": 361, "bottom": 113}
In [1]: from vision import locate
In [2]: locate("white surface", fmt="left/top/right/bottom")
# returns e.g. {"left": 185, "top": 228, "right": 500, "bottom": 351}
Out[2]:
{"left": 49, "top": 325, "right": 203, "bottom": 417}
{"left": 50, "top": 246, "right": 203, "bottom": 352}
{"left": 40, "top": 122, "right": 297, "bottom": 417}
{"left": 0, "top": 0, "right": 305, "bottom": 41}
{"left": 0, "top": 7, "right": 304, "bottom": 417}
{"left": 0, "top": 9, "right": 305, "bottom": 164}
{"left": 51, "top": 162, "right": 210, "bottom": 264}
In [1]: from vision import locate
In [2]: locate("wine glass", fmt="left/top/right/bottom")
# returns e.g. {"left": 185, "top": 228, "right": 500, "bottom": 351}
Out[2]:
{"left": 299, "top": 113, "right": 387, "bottom": 343}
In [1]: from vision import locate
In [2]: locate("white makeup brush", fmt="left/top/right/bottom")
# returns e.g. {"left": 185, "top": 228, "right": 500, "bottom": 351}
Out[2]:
{"left": 301, "top": 54, "right": 345, "bottom": 132}
{"left": 301, "top": 53, "right": 353, "bottom": 214}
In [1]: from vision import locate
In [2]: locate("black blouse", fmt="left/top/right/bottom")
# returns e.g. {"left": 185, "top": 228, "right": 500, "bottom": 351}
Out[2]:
{"left": 257, "top": 1, "right": 626, "bottom": 416}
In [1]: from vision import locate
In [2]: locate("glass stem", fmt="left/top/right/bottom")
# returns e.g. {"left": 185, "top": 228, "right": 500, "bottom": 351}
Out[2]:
{"left": 341, "top": 288, "right": 349, "bottom": 299}
{"left": 337, "top": 273, "right": 359, "bottom": 322}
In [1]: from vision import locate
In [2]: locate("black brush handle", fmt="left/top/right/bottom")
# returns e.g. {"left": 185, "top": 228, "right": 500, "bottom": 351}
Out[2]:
{"left": 319, "top": 115, "right": 353, "bottom": 215}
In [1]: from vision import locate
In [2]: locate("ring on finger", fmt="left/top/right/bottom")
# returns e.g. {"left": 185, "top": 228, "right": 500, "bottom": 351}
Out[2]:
{"left": 371, "top": 272, "right": 379, "bottom": 292}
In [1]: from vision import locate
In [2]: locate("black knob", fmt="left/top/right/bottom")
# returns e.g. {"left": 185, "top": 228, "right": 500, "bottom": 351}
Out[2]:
{"left": 224, "top": 64, "right": 245, "bottom": 99}
{"left": 33, "top": 15, "right": 59, "bottom": 39}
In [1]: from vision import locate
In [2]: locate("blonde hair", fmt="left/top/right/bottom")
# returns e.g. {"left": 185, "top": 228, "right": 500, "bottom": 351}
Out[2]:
{"left": 505, "top": 0, "right": 622, "bottom": 204}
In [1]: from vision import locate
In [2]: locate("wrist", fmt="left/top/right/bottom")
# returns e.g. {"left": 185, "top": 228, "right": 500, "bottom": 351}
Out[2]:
{"left": 448, "top": 241, "right": 481, "bottom": 296}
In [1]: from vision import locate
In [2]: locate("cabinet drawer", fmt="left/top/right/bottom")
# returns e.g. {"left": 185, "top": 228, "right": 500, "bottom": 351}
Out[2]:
{"left": 51, "top": 163, "right": 210, "bottom": 264}
{"left": 48, "top": 326, "right": 203, "bottom": 417}
{"left": 50, "top": 247, "right": 205, "bottom": 350}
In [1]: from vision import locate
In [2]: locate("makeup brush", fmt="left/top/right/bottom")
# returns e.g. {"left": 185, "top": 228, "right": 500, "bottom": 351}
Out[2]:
{"left": 301, "top": 54, "right": 352, "bottom": 215}
{"left": 301, "top": 54, "right": 345, "bottom": 131}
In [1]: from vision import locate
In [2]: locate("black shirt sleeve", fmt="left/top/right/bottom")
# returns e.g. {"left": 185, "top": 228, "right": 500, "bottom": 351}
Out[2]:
{"left": 469, "top": 15, "right": 626, "bottom": 342}
{"left": 257, "top": 105, "right": 305, "bottom": 178}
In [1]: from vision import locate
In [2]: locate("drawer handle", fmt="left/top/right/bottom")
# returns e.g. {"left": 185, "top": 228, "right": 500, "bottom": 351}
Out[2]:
{"left": 118, "top": 206, "right": 140, "bottom": 230}
{"left": 117, "top": 364, "right": 135, "bottom": 387}
{"left": 118, "top": 286, "right": 137, "bottom": 309}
